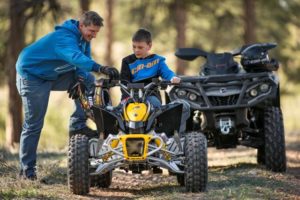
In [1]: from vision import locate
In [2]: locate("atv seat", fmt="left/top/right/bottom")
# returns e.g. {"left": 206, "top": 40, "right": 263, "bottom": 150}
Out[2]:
{"left": 175, "top": 48, "right": 207, "bottom": 61}
{"left": 201, "top": 53, "right": 239, "bottom": 75}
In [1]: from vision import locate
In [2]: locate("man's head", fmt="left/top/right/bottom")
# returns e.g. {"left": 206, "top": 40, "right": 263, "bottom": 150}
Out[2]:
{"left": 79, "top": 11, "right": 103, "bottom": 42}
{"left": 132, "top": 28, "right": 152, "bottom": 58}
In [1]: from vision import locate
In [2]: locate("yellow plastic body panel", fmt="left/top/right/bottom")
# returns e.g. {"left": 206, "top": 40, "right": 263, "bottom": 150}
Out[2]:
{"left": 124, "top": 103, "right": 149, "bottom": 122}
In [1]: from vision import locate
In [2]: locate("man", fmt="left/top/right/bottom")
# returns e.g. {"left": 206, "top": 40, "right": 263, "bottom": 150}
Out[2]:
{"left": 16, "top": 11, "right": 118, "bottom": 180}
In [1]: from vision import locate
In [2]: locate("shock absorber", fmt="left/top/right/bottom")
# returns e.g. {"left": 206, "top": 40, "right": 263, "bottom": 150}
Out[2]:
{"left": 94, "top": 87, "right": 102, "bottom": 106}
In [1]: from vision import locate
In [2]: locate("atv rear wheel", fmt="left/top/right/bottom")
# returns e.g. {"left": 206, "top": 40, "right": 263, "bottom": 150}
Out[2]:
{"left": 68, "top": 134, "right": 90, "bottom": 195}
{"left": 90, "top": 170, "right": 112, "bottom": 188}
{"left": 184, "top": 132, "right": 207, "bottom": 192}
{"left": 263, "top": 107, "right": 286, "bottom": 172}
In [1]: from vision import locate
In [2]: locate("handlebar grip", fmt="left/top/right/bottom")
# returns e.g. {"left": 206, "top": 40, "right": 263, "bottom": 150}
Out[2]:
{"left": 94, "top": 78, "right": 118, "bottom": 88}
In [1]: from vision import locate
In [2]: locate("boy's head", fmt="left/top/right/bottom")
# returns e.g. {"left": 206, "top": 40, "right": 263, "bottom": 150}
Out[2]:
{"left": 132, "top": 28, "right": 152, "bottom": 58}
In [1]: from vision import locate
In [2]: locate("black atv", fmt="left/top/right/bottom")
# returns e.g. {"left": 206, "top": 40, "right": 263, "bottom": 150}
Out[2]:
{"left": 167, "top": 43, "right": 286, "bottom": 172}
{"left": 67, "top": 78, "right": 207, "bottom": 195}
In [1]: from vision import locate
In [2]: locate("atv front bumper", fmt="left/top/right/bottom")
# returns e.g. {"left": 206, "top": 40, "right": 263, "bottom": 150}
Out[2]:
{"left": 89, "top": 134, "right": 184, "bottom": 175}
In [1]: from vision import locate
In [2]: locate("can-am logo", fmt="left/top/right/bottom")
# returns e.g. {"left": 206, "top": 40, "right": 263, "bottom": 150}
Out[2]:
{"left": 220, "top": 88, "right": 227, "bottom": 93}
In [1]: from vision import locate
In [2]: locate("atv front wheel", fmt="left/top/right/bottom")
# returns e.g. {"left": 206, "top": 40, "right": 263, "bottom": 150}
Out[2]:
{"left": 68, "top": 134, "right": 90, "bottom": 195}
{"left": 90, "top": 170, "right": 112, "bottom": 188}
{"left": 184, "top": 132, "right": 208, "bottom": 192}
{"left": 263, "top": 107, "right": 286, "bottom": 172}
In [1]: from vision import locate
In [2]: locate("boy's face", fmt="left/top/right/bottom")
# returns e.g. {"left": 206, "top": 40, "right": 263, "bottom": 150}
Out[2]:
{"left": 132, "top": 41, "right": 152, "bottom": 58}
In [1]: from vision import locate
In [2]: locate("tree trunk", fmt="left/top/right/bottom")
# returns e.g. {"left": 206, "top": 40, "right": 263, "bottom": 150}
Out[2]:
{"left": 243, "top": 0, "right": 256, "bottom": 44}
{"left": 80, "top": 0, "right": 90, "bottom": 13}
{"left": 105, "top": 0, "right": 114, "bottom": 66}
{"left": 6, "top": 0, "right": 26, "bottom": 150}
{"left": 174, "top": 0, "right": 187, "bottom": 75}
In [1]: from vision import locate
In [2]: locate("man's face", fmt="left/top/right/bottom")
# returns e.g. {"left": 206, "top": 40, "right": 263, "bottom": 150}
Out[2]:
{"left": 132, "top": 41, "right": 152, "bottom": 58}
{"left": 79, "top": 22, "right": 100, "bottom": 42}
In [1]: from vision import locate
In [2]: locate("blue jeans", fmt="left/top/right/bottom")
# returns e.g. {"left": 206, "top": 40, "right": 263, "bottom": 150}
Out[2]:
{"left": 16, "top": 71, "right": 94, "bottom": 176}
{"left": 146, "top": 95, "right": 162, "bottom": 108}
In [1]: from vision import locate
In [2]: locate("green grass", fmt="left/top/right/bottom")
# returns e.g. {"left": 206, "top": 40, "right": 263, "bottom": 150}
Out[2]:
{"left": 0, "top": 188, "right": 58, "bottom": 200}
{"left": 0, "top": 148, "right": 68, "bottom": 199}
{"left": 208, "top": 165, "right": 289, "bottom": 199}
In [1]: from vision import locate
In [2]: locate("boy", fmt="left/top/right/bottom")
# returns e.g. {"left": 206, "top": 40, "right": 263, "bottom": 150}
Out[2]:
{"left": 120, "top": 28, "right": 180, "bottom": 107}
{"left": 120, "top": 28, "right": 190, "bottom": 174}
{"left": 120, "top": 28, "right": 189, "bottom": 131}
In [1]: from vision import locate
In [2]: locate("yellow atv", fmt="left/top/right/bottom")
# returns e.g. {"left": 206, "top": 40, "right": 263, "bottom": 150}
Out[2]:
{"left": 67, "top": 78, "right": 207, "bottom": 195}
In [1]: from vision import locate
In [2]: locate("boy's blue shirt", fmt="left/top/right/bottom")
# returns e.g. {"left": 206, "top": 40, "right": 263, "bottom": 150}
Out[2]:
{"left": 127, "top": 54, "right": 175, "bottom": 82}
{"left": 120, "top": 54, "right": 175, "bottom": 99}
{"left": 16, "top": 19, "right": 96, "bottom": 81}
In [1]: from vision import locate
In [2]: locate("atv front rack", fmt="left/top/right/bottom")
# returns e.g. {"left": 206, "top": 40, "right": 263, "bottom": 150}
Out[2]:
{"left": 169, "top": 72, "right": 279, "bottom": 110}
{"left": 90, "top": 134, "right": 184, "bottom": 176}
{"left": 106, "top": 134, "right": 164, "bottom": 160}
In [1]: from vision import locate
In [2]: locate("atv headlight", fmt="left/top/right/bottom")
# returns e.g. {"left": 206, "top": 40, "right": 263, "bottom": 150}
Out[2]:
{"left": 250, "top": 89, "right": 258, "bottom": 97}
{"left": 260, "top": 83, "right": 269, "bottom": 93}
{"left": 177, "top": 89, "right": 187, "bottom": 97}
{"left": 119, "top": 134, "right": 152, "bottom": 160}
{"left": 189, "top": 93, "right": 198, "bottom": 101}
{"left": 126, "top": 138, "right": 145, "bottom": 157}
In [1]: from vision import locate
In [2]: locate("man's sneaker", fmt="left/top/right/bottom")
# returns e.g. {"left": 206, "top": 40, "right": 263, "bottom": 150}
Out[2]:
{"left": 69, "top": 127, "right": 98, "bottom": 139}
{"left": 19, "top": 170, "right": 37, "bottom": 181}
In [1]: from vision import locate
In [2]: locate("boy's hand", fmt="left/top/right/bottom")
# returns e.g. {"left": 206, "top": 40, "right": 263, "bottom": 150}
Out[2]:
{"left": 171, "top": 76, "right": 181, "bottom": 84}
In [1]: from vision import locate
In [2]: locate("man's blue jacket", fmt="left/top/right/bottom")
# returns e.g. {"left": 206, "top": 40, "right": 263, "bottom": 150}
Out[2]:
{"left": 16, "top": 19, "right": 99, "bottom": 81}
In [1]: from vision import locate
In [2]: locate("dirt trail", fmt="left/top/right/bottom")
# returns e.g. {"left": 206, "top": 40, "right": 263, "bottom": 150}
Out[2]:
{"left": 0, "top": 131, "right": 299, "bottom": 199}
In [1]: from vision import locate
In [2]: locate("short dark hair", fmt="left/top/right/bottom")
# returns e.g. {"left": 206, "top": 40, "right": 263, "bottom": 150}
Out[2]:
{"left": 80, "top": 11, "right": 103, "bottom": 27}
{"left": 132, "top": 28, "right": 152, "bottom": 44}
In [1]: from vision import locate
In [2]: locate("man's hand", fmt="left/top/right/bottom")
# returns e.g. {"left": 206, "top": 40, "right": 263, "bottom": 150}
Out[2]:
{"left": 171, "top": 76, "right": 181, "bottom": 84}
{"left": 100, "top": 66, "right": 120, "bottom": 80}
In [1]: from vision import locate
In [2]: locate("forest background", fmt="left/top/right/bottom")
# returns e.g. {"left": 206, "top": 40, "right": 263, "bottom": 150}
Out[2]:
{"left": 0, "top": 0, "right": 299, "bottom": 152}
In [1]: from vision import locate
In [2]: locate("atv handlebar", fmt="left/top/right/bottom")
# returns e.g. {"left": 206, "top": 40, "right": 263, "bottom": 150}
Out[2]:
{"left": 93, "top": 78, "right": 178, "bottom": 102}
{"left": 94, "top": 78, "right": 177, "bottom": 90}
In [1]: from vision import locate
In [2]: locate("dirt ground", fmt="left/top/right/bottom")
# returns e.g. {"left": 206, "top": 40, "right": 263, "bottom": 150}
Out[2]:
{"left": 0, "top": 131, "right": 299, "bottom": 200}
